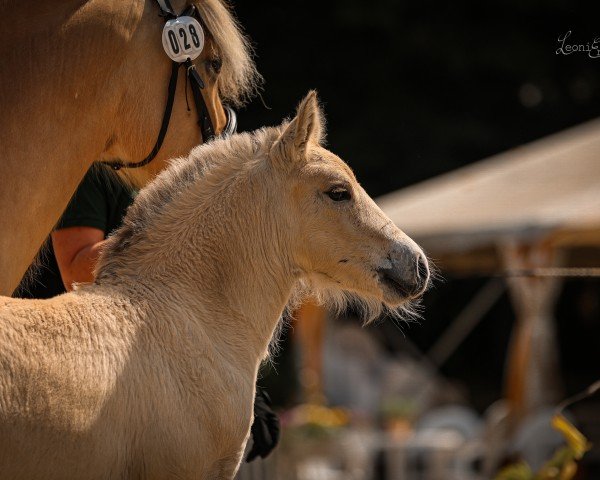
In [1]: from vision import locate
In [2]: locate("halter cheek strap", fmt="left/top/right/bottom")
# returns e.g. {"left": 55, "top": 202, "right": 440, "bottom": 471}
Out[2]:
{"left": 155, "top": 0, "right": 176, "bottom": 16}
{"left": 107, "top": 0, "right": 233, "bottom": 171}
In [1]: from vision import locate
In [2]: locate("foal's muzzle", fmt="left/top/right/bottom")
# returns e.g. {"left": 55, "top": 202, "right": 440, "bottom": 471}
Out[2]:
{"left": 377, "top": 247, "right": 430, "bottom": 299}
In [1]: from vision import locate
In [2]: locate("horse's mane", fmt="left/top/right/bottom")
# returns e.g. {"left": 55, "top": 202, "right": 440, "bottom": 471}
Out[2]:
{"left": 196, "top": 0, "right": 262, "bottom": 106}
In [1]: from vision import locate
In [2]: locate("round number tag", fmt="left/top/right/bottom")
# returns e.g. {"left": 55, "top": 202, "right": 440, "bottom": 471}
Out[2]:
{"left": 162, "top": 16, "right": 205, "bottom": 63}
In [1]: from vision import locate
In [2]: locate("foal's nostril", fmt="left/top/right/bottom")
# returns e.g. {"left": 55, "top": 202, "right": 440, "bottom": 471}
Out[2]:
{"left": 412, "top": 254, "right": 430, "bottom": 295}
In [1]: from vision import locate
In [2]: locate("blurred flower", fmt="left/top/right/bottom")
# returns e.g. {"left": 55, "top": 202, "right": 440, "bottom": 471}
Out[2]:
{"left": 551, "top": 414, "right": 590, "bottom": 460}
{"left": 285, "top": 404, "right": 349, "bottom": 431}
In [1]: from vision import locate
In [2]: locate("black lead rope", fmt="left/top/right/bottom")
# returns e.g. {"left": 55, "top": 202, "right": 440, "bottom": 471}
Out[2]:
{"left": 107, "top": 2, "right": 216, "bottom": 171}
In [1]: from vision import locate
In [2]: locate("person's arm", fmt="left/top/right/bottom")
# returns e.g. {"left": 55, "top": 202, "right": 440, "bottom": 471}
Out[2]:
{"left": 51, "top": 227, "right": 106, "bottom": 291}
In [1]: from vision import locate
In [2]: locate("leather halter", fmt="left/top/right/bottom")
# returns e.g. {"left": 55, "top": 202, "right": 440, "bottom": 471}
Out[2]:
{"left": 106, "top": 0, "right": 237, "bottom": 171}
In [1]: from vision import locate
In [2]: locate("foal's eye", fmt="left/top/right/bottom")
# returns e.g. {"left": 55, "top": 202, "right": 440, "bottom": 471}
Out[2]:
{"left": 209, "top": 58, "right": 222, "bottom": 74}
{"left": 326, "top": 187, "right": 352, "bottom": 202}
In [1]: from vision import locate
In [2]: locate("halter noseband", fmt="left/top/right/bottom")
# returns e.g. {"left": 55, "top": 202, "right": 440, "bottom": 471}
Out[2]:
{"left": 107, "top": 0, "right": 237, "bottom": 171}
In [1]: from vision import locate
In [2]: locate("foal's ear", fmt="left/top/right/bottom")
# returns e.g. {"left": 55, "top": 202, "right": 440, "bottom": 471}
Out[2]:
{"left": 271, "top": 91, "right": 325, "bottom": 161}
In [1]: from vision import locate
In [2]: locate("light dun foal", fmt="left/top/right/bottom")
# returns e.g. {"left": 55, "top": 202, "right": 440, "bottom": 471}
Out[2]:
{"left": 0, "top": 92, "right": 429, "bottom": 479}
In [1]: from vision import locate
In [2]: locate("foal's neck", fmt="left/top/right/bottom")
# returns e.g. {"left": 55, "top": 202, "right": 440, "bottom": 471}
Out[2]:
{"left": 182, "top": 178, "right": 295, "bottom": 365}
{"left": 127, "top": 163, "right": 295, "bottom": 367}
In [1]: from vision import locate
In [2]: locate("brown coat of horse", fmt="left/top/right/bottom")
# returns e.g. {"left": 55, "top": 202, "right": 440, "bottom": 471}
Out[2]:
{"left": 0, "top": 0, "right": 259, "bottom": 295}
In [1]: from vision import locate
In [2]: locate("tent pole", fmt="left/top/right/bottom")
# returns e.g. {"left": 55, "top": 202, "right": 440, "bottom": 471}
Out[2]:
{"left": 500, "top": 240, "right": 564, "bottom": 425}
{"left": 294, "top": 299, "right": 328, "bottom": 404}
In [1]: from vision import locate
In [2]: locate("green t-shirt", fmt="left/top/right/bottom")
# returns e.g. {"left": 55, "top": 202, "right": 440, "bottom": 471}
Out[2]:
{"left": 15, "top": 163, "right": 137, "bottom": 298}
{"left": 57, "top": 163, "right": 137, "bottom": 234}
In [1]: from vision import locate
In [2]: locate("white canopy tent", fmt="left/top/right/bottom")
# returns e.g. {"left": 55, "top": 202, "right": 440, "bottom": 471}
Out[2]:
{"left": 377, "top": 118, "right": 600, "bottom": 273}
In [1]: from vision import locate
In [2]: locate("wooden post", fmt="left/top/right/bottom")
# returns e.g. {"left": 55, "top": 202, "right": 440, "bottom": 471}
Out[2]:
{"left": 294, "top": 299, "right": 328, "bottom": 405}
{"left": 500, "top": 240, "right": 564, "bottom": 424}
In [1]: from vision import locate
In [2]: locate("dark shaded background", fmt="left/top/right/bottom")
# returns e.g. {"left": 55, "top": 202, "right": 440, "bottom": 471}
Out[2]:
{"left": 233, "top": 1, "right": 600, "bottom": 411}
{"left": 235, "top": 1, "right": 600, "bottom": 195}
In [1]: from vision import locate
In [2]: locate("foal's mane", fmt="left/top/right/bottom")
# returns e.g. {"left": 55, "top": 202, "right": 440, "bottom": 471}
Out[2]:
{"left": 95, "top": 127, "right": 280, "bottom": 281}
{"left": 195, "top": 0, "right": 262, "bottom": 106}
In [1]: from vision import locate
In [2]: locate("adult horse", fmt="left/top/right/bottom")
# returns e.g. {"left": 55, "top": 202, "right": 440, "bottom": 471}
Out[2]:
{"left": 0, "top": 0, "right": 259, "bottom": 296}
{"left": 0, "top": 92, "right": 430, "bottom": 479}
